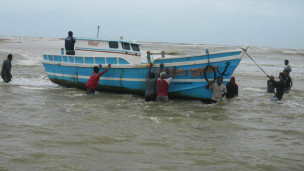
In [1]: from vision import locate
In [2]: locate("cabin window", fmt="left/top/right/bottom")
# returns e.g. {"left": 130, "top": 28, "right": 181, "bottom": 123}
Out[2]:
{"left": 118, "top": 58, "right": 129, "bottom": 64}
{"left": 69, "top": 56, "right": 74, "bottom": 63}
{"left": 85, "top": 57, "right": 94, "bottom": 64}
{"left": 63, "top": 56, "right": 68, "bottom": 62}
{"left": 54, "top": 55, "right": 62, "bottom": 62}
{"left": 43, "top": 55, "right": 48, "bottom": 60}
{"left": 75, "top": 57, "right": 84, "bottom": 63}
{"left": 122, "top": 42, "right": 130, "bottom": 50}
{"left": 48, "top": 55, "right": 53, "bottom": 61}
{"left": 131, "top": 44, "right": 140, "bottom": 51}
{"left": 95, "top": 57, "right": 105, "bottom": 64}
{"left": 106, "top": 57, "right": 118, "bottom": 64}
{"left": 109, "top": 41, "right": 119, "bottom": 49}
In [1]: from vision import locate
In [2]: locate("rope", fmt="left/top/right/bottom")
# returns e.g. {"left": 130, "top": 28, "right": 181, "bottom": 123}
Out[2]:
{"left": 241, "top": 48, "right": 268, "bottom": 76}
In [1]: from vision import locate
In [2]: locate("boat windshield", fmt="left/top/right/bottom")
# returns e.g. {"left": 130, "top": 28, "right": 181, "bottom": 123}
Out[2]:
{"left": 109, "top": 41, "right": 119, "bottom": 49}
{"left": 122, "top": 42, "right": 130, "bottom": 50}
{"left": 131, "top": 44, "right": 140, "bottom": 51}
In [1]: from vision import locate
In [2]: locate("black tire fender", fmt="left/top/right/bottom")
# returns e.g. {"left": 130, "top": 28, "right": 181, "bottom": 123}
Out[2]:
{"left": 204, "top": 65, "right": 216, "bottom": 82}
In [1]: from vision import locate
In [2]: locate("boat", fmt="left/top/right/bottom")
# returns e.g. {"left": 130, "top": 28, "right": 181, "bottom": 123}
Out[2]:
{"left": 42, "top": 37, "right": 245, "bottom": 101}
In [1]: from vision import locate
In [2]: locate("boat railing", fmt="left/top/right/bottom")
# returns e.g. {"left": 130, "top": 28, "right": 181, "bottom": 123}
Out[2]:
{"left": 43, "top": 54, "right": 131, "bottom": 65}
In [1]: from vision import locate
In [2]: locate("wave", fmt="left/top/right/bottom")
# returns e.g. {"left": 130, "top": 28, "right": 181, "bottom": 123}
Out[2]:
{"left": 2, "top": 77, "right": 58, "bottom": 90}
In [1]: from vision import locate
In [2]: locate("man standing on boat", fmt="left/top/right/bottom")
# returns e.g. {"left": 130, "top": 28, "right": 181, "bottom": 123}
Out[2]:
{"left": 206, "top": 76, "right": 227, "bottom": 103}
{"left": 1, "top": 54, "right": 13, "bottom": 83}
{"left": 65, "top": 31, "right": 76, "bottom": 55}
{"left": 85, "top": 64, "right": 111, "bottom": 95}
{"left": 145, "top": 63, "right": 164, "bottom": 102}
{"left": 156, "top": 67, "right": 177, "bottom": 103}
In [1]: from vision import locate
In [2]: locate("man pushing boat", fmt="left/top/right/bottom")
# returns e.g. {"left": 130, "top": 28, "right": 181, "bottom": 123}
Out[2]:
{"left": 85, "top": 64, "right": 111, "bottom": 95}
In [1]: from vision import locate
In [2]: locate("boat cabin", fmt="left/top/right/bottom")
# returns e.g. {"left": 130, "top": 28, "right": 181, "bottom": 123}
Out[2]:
{"left": 74, "top": 38, "right": 143, "bottom": 64}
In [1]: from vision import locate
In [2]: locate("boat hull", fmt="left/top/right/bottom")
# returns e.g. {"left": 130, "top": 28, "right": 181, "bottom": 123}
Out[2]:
{"left": 42, "top": 50, "right": 243, "bottom": 100}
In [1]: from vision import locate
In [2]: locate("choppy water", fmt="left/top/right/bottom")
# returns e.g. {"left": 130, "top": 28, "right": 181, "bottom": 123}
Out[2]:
{"left": 0, "top": 37, "right": 304, "bottom": 171}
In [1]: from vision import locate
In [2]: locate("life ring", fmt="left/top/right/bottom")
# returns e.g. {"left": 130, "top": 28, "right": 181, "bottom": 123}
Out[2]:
{"left": 204, "top": 65, "right": 216, "bottom": 82}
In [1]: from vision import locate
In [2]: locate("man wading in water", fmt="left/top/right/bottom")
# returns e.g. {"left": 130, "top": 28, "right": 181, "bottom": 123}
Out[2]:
{"left": 226, "top": 76, "right": 238, "bottom": 98}
{"left": 267, "top": 72, "right": 286, "bottom": 101}
{"left": 145, "top": 63, "right": 164, "bottom": 102}
{"left": 206, "top": 76, "right": 227, "bottom": 103}
{"left": 1, "top": 54, "right": 13, "bottom": 83}
{"left": 85, "top": 64, "right": 111, "bottom": 95}
{"left": 156, "top": 66, "right": 177, "bottom": 103}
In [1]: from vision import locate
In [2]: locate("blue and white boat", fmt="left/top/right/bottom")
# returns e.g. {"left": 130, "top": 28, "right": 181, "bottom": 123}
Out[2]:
{"left": 42, "top": 37, "right": 246, "bottom": 101}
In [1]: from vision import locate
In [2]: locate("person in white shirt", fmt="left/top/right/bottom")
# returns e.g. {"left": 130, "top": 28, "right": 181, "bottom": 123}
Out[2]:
{"left": 284, "top": 60, "right": 291, "bottom": 75}
{"left": 206, "top": 76, "right": 227, "bottom": 103}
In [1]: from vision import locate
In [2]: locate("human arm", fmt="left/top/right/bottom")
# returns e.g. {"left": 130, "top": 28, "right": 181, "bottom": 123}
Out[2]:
{"left": 103, "top": 64, "right": 111, "bottom": 73}
{"left": 155, "top": 63, "right": 164, "bottom": 79}
{"left": 159, "top": 63, "right": 164, "bottom": 73}
{"left": 206, "top": 81, "right": 213, "bottom": 89}
{"left": 171, "top": 66, "right": 177, "bottom": 79}
{"left": 222, "top": 85, "right": 227, "bottom": 97}
{"left": 147, "top": 63, "right": 153, "bottom": 77}
{"left": 98, "top": 64, "right": 111, "bottom": 76}
{"left": 4, "top": 60, "right": 12, "bottom": 78}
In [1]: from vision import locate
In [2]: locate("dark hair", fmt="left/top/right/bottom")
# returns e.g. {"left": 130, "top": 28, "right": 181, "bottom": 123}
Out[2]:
{"left": 68, "top": 31, "right": 73, "bottom": 36}
{"left": 93, "top": 66, "right": 100, "bottom": 73}
{"left": 149, "top": 72, "right": 155, "bottom": 78}
{"left": 7, "top": 54, "right": 12, "bottom": 59}
{"left": 279, "top": 72, "right": 286, "bottom": 80}
{"left": 217, "top": 76, "right": 223, "bottom": 80}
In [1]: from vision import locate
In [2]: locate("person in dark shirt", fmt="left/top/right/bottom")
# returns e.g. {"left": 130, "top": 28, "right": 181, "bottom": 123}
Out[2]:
{"left": 65, "top": 31, "right": 76, "bottom": 55}
{"left": 283, "top": 69, "right": 292, "bottom": 93}
{"left": 145, "top": 63, "right": 163, "bottom": 101}
{"left": 267, "top": 72, "right": 286, "bottom": 101}
{"left": 1, "top": 54, "right": 13, "bottom": 83}
{"left": 267, "top": 75, "right": 275, "bottom": 93}
{"left": 226, "top": 76, "right": 238, "bottom": 98}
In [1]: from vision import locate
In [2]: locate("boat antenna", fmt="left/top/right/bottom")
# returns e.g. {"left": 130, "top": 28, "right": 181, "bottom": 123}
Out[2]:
{"left": 97, "top": 25, "right": 100, "bottom": 39}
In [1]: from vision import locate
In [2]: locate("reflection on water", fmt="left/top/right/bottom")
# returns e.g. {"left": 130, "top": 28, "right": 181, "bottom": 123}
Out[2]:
{"left": 0, "top": 38, "right": 304, "bottom": 171}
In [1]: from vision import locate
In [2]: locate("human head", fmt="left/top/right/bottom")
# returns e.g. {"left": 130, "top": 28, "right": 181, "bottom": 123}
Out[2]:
{"left": 160, "top": 71, "right": 166, "bottom": 79}
{"left": 216, "top": 76, "right": 223, "bottom": 85}
{"left": 68, "top": 31, "right": 73, "bottom": 36}
{"left": 279, "top": 72, "right": 286, "bottom": 81}
{"left": 7, "top": 54, "right": 13, "bottom": 61}
{"left": 93, "top": 66, "right": 100, "bottom": 73}
{"left": 230, "top": 76, "right": 235, "bottom": 83}
{"left": 149, "top": 72, "right": 155, "bottom": 78}
{"left": 285, "top": 60, "right": 289, "bottom": 65}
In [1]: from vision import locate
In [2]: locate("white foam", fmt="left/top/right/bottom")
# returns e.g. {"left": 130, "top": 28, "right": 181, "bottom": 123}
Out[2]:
{"left": 9, "top": 77, "right": 57, "bottom": 90}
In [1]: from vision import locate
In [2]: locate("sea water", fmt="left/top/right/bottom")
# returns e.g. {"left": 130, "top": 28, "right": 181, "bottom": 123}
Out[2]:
{"left": 0, "top": 37, "right": 304, "bottom": 171}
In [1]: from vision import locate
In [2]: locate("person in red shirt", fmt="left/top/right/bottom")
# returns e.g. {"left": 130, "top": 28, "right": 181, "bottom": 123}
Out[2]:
{"left": 85, "top": 64, "right": 111, "bottom": 94}
{"left": 157, "top": 66, "right": 177, "bottom": 103}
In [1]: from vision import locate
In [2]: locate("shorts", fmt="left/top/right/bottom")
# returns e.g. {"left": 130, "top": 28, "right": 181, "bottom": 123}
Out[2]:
{"left": 86, "top": 87, "right": 95, "bottom": 95}
{"left": 145, "top": 95, "right": 156, "bottom": 102}
{"left": 66, "top": 51, "right": 75, "bottom": 55}
{"left": 156, "top": 96, "right": 169, "bottom": 103}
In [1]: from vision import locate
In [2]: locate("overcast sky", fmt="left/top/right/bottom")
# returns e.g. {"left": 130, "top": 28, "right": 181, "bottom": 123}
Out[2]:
{"left": 1, "top": 0, "right": 303, "bottom": 49}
